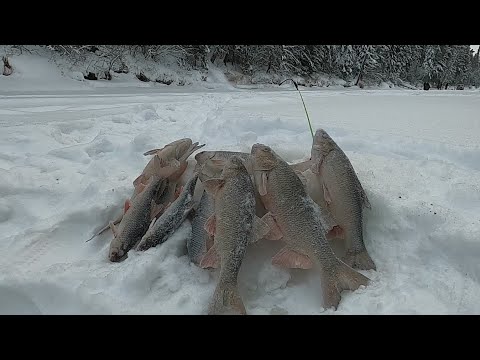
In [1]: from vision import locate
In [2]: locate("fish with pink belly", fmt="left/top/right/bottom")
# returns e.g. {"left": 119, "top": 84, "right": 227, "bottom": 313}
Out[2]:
{"left": 308, "top": 129, "right": 375, "bottom": 270}
{"left": 250, "top": 143, "right": 369, "bottom": 310}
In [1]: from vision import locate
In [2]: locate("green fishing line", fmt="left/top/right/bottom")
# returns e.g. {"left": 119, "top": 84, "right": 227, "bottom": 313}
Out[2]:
{"left": 280, "top": 79, "right": 314, "bottom": 139}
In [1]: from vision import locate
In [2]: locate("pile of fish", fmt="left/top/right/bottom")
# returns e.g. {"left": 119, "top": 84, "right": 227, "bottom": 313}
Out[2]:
{"left": 87, "top": 130, "right": 376, "bottom": 315}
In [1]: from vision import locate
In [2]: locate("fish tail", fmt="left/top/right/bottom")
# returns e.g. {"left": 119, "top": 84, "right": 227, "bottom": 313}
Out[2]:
{"left": 342, "top": 248, "right": 377, "bottom": 271}
{"left": 208, "top": 281, "right": 246, "bottom": 315}
{"left": 321, "top": 261, "right": 370, "bottom": 310}
{"left": 337, "top": 261, "right": 370, "bottom": 292}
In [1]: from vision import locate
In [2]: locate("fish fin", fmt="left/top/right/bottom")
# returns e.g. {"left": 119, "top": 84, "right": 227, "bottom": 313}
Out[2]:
{"left": 204, "top": 215, "right": 216, "bottom": 236}
{"left": 342, "top": 250, "right": 376, "bottom": 271}
{"left": 361, "top": 189, "right": 372, "bottom": 210}
{"left": 110, "top": 212, "right": 123, "bottom": 226}
{"left": 294, "top": 170, "right": 308, "bottom": 188}
{"left": 203, "top": 178, "right": 225, "bottom": 196}
{"left": 150, "top": 201, "right": 165, "bottom": 220}
{"left": 323, "top": 183, "right": 332, "bottom": 205}
{"left": 290, "top": 160, "right": 312, "bottom": 173}
{"left": 154, "top": 178, "right": 168, "bottom": 203}
{"left": 133, "top": 174, "right": 146, "bottom": 187}
{"left": 109, "top": 221, "right": 119, "bottom": 237}
{"left": 254, "top": 171, "right": 268, "bottom": 196}
{"left": 148, "top": 217, "right": 157, "bottom": 231}
{"left": 208, "top": 282, "right": 246, "bottom": 315}
{"left": 86, "top": 213, "right": 123, "bottom": 242}
{"left": 135, "top": 181, "right": 147, "bottom": 195}
{"left": 260, "top": 172, "right": 269, "bottom": 196}
{"left": 143, "top": 148, "right": 163, "bottom": 156}
{"left": 199, "top": 245, "right": 220, "bottom": 269}
{"left": 124, "top": 199, "right": 131, "bottom": 214}
{"left": 85, "top": 233, "right": 98, "bottom": 242}
{"left": 310, "top": 158, "right": 322, "bottom": 175}
{"left": 261, "top": 213, "right": 283, "bottom": 241}
{"left": 272, "top": 247, "right": 313, "bottom": 269}
{"left": 206, "top": 235, "right": 215, "bottom": 250}
{"left": 326, "top": 225, "right": 345, "bottom": 240}
{"left": 322, "top": 262, "right": 370, "bottom": 310}
{"left": 175, "top": 186, "right": 183, "bottom": 199}
{"left": 250, "top": 216, "right": 271, "bottom": 244}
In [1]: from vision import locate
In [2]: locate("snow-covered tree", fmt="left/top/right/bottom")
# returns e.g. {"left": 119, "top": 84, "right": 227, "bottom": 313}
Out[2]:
{"left": 7, "top": 44, "right": 476, "bottom": 87}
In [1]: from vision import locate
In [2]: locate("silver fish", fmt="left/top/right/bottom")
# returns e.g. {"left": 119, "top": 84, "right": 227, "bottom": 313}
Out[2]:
{"left": 200, "top": 156, "right": 263, "bottom": 315}
{"left": 309, "top": 129, "right": 374, "bottom": 270}
{"left": 188, "top": 188, "right": 215, "bottom": 266}
{"left": 88, "top": 139, "right": 204, "bottom": 243}
{"left": 135, "top": 173, "right": 199, "bottom": 252}
{"left": 250, "top": 143, "right": 369, "bottom": 310}
{"left": 108, "top": 174, "right": 166, "bottom": 262}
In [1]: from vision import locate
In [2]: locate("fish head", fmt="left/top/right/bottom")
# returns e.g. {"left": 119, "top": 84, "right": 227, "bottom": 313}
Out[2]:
{"left": 144, "top": 138, "right": 192, "bottom": 158}
{"left": 195, "top": 151, "right": 228, "bottom": 178}
{"left": 312, "top": 129, "right": 336, "bottom": 158}
{"left": 172, "top": 138, "right": 194, "bottom": 160}
{"left": 222, "top": 155, "right": 248, "bottom": 178}
{"left": 108, "top": 236, "right": 128, "bottom": 262}
{"left": 194, "top": 151, "right": 216, "bottom": 165}
{"left": 195, "top": 152, "right": 220, "bottom": 181}
{"left": 150, "top": 156, "right": 182, "bottom": 179}
{"left": 166, "top": 138, "right": 192, "bottom": 149}
{"left": 250, "top": 143, "right": 278, "bottom": 170}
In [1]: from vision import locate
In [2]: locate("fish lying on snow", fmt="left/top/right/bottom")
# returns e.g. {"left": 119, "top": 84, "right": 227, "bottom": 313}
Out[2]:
{"left": 186, "top": 158, "right": 226, "bottom": 267}
{"left": 188, "top": 187, "right": 215, "bottom": 266}
{"left": 135, "top": 173, "right": 199, "bottom": 252}
{"left": 194, "top": 150, "right": 252, "bottom": 176}
{"left": 250, "top": 143, "right": 369, "bottom": 310}
{"left": 199, "top": 156, "right": 269, "bottom": 315}
{"left": 136, "top": 138, "right": 205, "bottom": 201}
{"left": 309, "top": 129, "right": 375, "bottom": 270}
{"left": 87, "top": 138, "right": 204, "bottom": 242}
{"left": 195, "top": 149, "right": 318, "bottom": 177}
{"left": 108, "top": 172, "right": 168, "bottom": 262}
{"left": 194, "top": 149, "right": 334, "bottom": 222}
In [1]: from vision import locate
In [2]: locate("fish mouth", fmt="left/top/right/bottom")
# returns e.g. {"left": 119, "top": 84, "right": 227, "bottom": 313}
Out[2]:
{"left": 314, "top": 129, "right": 330, "bottom": 142}
{"left": 251, "top": 143, "right": 271, "bottom": 156}
{"left": 250, "top": 143, "right": 263, "bottom": 155}
{"left": 109, "top": 249, "right": 128, "bottom": 262}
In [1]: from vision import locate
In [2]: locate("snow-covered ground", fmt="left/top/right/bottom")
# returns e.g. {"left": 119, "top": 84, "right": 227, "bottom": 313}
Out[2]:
{"left": 1, "top": 56, "right": 479, "bottom": 315}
